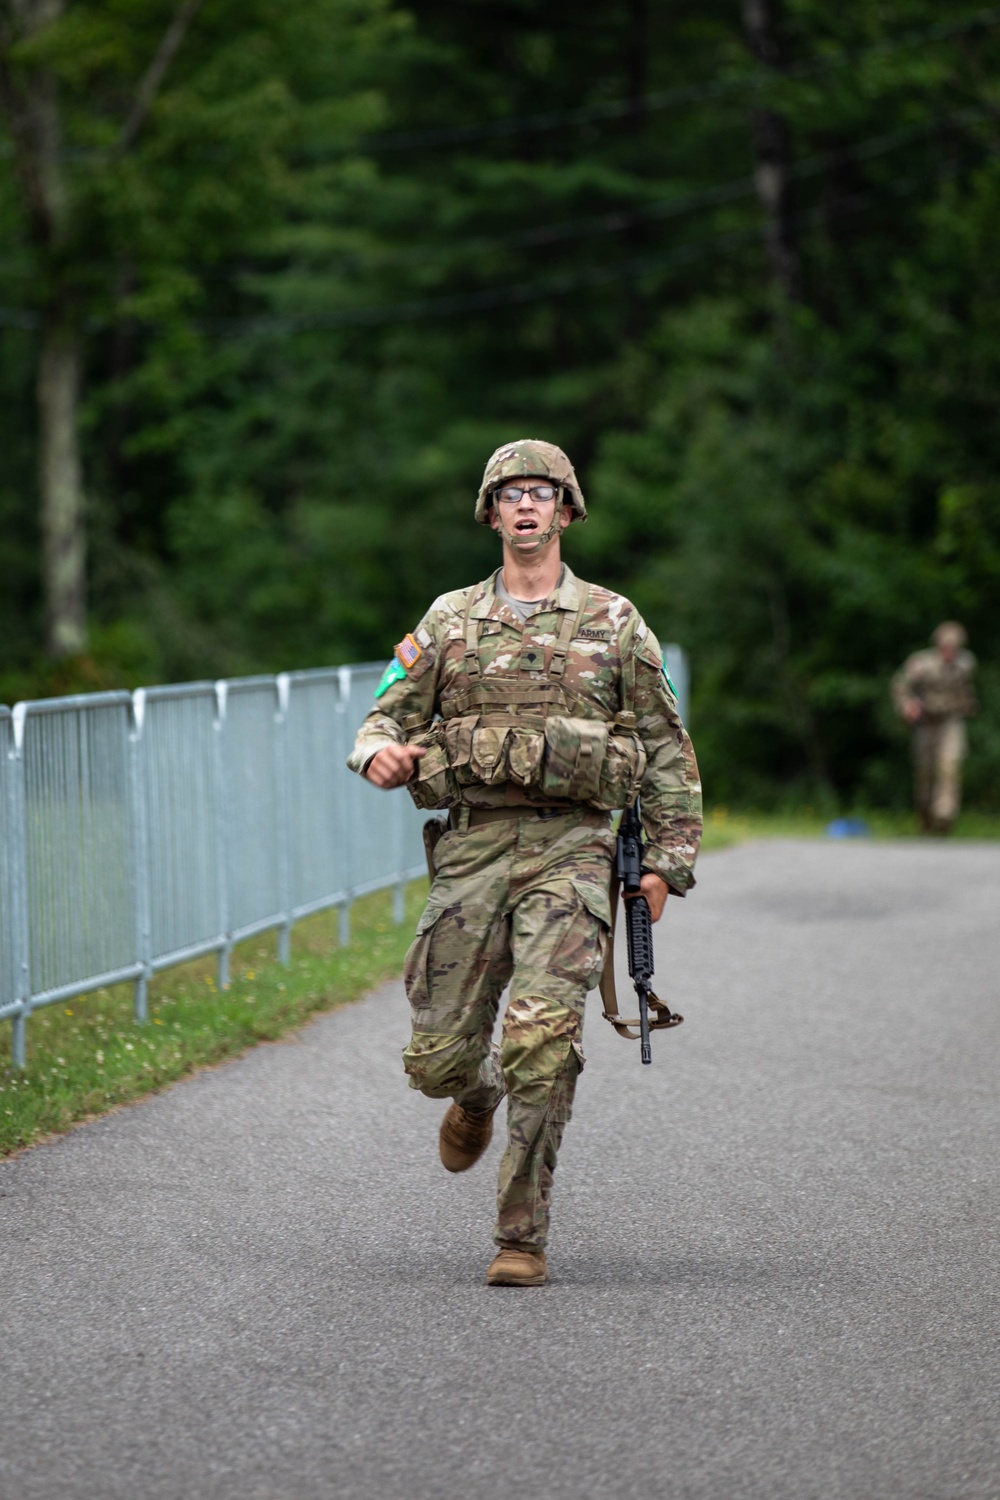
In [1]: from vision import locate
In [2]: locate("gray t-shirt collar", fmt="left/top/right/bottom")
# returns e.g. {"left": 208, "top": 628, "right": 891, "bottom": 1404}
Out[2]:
{"left": 494, "top": 565, "right": 566, "bottom": 623}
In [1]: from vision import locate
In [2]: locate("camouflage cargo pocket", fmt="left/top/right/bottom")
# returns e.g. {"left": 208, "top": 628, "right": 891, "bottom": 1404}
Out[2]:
{"left": 541, "top": 717, "right": 608, "bottom": 803}
{"left": 572, "top": 877, "right": 613, "bottom": 990}
{"left": 402, "top": 902, "right": 442, "bottom": 1010}
{"left": 548, "top": 1040, "right": 585, "bottom": 1122}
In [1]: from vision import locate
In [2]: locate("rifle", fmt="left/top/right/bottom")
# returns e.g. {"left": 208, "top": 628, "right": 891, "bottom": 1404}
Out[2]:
{"left": 601, "top": 800, "right": 683, "bottom": 1064}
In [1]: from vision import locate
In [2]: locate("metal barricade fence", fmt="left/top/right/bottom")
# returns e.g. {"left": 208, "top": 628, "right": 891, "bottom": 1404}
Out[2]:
{"left": 15, "top": 693, "right": 143, "bottom": 1067}
{"left": 134, "top": 683, "right": 225, "bottom": 1006}
{"left": 218, "top": 678, "right": 286, "bottom": 981}
{"left": 282, "top": 670, "right": 348, "bottom": 925}
{"left": 2, "top": 648, "right": 688, "bottom": 1068}
{"left": 1, "top": 667, "right": 427, "bottom": 1068}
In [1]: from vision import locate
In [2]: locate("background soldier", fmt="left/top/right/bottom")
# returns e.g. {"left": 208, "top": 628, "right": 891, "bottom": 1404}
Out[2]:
{"left": 347, "top": 439, "right": 701, "bottom": 1287}
{"left": 892, "top": 621, "right": 977, "bottom": 834}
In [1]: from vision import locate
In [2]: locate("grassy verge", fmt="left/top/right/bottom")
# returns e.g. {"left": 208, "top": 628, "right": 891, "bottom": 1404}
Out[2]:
{"left": 702, "top": 806, "right": 1000, "bottom": 851}
{"left": 0, "top": 879, "right": 427, "bottom": 1159}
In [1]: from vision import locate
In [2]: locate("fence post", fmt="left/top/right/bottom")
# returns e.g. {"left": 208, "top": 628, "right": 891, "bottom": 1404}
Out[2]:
{"left": 336, "top": 666, "right": 353, "bottom": 948}
{"left": 275, "top": 673, "right": 292, "bottom": 966}
{"left": 9, "top": 706, "right": 31, "bottom": 1069}
{"left": 129, "top": 691, "right": 152, "bottom": 1024}
{"left": 213, "top": 682, "right": 232, "bottom": 991}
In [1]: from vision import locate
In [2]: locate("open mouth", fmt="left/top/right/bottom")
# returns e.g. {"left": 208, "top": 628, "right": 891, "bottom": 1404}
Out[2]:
{"left": 514, "top": 517, "right": 539, "bottom": 533}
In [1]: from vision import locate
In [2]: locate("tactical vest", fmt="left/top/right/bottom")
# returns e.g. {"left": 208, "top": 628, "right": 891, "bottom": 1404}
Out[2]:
{"left": 402, "top": 584, "right": 647, "bottom": 812}
{"left": 916, "top": 664, "right": 974, "bottom": 720}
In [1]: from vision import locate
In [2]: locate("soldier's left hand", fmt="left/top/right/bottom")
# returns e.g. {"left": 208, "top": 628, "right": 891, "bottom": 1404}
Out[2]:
{"left": 624, "top": 871, "right": 669, "bottom": 922}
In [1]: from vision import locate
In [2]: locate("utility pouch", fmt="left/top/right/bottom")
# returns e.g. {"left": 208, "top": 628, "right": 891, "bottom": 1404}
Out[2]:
{"left": 404, "top": 721, "right": 460, "bottom": 811}
{"left": 469, "top": 725, "right": 511, "bottom": 783}
{"left": 598, "top": 726, "right": 647, "bottom": 810}
{"left": 507, "top": 728, "right": 545, "bottom": 786}
{"left": 443, "top": 715, "right": 477, "bottom": 784}
{"left": 541, "top": 717, "right": 608, "bottom": 804}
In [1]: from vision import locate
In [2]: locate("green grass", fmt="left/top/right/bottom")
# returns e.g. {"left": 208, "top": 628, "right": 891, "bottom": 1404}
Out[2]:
{"left": 0, "top": 879, "right": 428, "bottom": 1158}
{"left": 702, "top": 806, "right": 1000, "bottom": 851}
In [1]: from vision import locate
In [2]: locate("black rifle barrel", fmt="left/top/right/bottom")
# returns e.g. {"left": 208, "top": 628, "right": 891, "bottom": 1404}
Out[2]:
{"left": 624, "top": 896, "right": 654, "bottom": 1064}
{"left": 617, "top": 802, "right": 654, "bottom": 1065}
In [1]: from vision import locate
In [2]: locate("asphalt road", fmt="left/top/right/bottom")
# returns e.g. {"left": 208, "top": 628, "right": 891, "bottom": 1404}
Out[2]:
{"left": 1, "top": 838, "right": 998, "bottom": 1500}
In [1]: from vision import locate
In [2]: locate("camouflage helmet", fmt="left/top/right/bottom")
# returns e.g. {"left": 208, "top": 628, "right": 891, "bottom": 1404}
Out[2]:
{"left": 475, "top": 439, "right": 587, "bottom": 525}
{"left": 932, "top": 621, "right": 967, "bottom": 649}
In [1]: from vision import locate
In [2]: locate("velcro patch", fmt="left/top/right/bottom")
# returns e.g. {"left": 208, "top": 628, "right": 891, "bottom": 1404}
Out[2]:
{"left": 579, "top": 628, "right": 610, "bottom": 640}
{"left": 395, "top": 633, "right": 423, "bottom": 669}
{"left": 374, "top": 658, "right": 406, "bottom": 698}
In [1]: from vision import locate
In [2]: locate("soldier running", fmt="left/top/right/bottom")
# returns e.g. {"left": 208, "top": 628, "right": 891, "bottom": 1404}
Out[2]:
{"left": 891, "top": 622, "right": 978, "bottom": 834}
{"left": 348, "top": 440, "right": 702, "bottom": 1286}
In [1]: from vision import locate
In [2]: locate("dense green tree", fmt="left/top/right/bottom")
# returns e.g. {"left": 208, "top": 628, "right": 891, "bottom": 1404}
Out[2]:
{"left": 1, "top": 0, "right": 998, "bottom": 806}
{"left": 0, "top": 0, "right": 399, "bottom": 674}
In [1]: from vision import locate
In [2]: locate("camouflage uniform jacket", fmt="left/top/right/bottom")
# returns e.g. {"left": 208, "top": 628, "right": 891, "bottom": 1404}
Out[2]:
{"left": 891, "top": 648, "right": 978, "bottom": 723}
{"left": 348, "top": 565, "right": 702, "bottom": 894}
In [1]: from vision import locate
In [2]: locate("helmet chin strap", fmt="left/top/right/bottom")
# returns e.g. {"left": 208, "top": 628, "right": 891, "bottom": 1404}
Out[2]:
{"left": 494, "top": 484, "right": 564, "bottom": 555}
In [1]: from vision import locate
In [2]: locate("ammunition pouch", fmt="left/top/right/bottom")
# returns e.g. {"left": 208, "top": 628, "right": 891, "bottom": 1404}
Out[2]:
{"left": 402, "top": 711, "right": 645, "bottom": 813}
{"left": 402, "top": 721, "right": 460, "bottom": 811}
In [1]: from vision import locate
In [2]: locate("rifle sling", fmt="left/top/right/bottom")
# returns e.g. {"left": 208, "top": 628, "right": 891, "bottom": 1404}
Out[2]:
{"left": 598, "top": 876, "right": 683, "bottom": 1038}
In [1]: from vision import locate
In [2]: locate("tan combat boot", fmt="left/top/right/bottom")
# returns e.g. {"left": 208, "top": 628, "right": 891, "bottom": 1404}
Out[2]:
{"left": 486, "top": 1247, "right": 548, "bottom": 1287}
{"left": 438, "top": 1101, "right": 498, "bottom": 1173}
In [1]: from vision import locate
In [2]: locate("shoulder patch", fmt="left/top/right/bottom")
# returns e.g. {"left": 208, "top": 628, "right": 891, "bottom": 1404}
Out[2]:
{"left": 374, "top": 658, "right": 406, "bottom": 698}
{"left": 395, "top": 633, "right": 423, "bottom": 669}
{"left": 374, "top": 631, "right": 426, "bottom": 697}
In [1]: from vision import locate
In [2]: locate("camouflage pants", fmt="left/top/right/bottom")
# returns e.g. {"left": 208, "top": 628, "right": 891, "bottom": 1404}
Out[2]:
{"left": 913, "top": 717, "right": 966, "bottom": 828}
{"left": 403, "top": 808, "right": 614, "bottom": 1251}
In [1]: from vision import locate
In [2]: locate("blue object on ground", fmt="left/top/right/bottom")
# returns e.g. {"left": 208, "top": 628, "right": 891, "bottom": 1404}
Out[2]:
{"left": 826, "top": 817, "right": 872, "bottom": 838}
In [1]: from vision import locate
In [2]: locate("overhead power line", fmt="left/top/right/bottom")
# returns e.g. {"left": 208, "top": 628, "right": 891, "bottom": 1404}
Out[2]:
{"left": 0, "top": 157, "right": 977, "bottom": 338}
{"left": 321, "top": 101, "right": 993, "bottom": 273}
{"left": 204, "top": 108, "right": 993, "bottom": 332}
{"left": 204, "top": 153, "right": 992, "bottom": 335}
{"left": 3, "top": 5, "right": 996, "bottom": 165}
{"left": 0, "top": 107, "right": 991, "bottom": 336}
{"left": 355, "top": 6, "right": 1000, "bottom": 153}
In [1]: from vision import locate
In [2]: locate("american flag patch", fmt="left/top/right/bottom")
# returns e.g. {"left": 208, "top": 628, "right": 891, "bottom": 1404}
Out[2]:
{"left": 395, "top": 633, "right": 422, "bottom": 670}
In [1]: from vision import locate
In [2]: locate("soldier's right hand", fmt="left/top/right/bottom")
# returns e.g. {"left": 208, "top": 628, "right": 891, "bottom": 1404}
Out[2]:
{"left": 365, "top": 744, "right": 426, "bottom": 789}
{"left": 903, "top": 700, "right": 923, "bottom": 725}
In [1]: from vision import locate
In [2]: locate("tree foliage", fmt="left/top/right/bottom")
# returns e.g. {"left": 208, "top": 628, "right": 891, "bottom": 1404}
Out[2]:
{"left": 1, "top": 0, "right": 999, "bottom": 805}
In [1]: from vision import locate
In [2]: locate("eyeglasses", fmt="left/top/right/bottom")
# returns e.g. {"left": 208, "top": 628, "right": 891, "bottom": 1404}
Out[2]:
{"left": 495, "top": 484, "right": 560, "bottom": 505}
